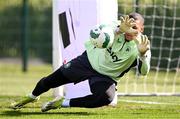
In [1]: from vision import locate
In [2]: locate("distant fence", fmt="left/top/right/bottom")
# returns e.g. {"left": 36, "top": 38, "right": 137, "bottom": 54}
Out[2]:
{"left": 0, "top": 0, "right": 52, "bottom": 63}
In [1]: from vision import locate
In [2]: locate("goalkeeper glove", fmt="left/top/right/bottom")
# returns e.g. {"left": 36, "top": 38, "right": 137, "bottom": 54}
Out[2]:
{"left": 119, "top": 15, "right": 138, "bottom": 34}
{"left": 135, "top": 34, "right": 150, "bottom": 55}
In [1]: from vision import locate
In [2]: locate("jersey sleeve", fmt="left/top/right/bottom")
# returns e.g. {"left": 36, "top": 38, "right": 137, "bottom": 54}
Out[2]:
{"left": 138, "top": 49, "right": 151, "bottom": 75}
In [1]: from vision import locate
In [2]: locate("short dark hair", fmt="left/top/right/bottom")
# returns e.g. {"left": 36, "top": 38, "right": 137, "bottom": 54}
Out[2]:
{"left": 129, "top": 12, "right": 144, "bottom": 25}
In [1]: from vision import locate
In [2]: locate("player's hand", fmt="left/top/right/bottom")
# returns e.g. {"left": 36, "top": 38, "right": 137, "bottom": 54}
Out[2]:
{"left": 119, "top": 15, "right": 138, "bottom": 34}
{"left": 135, "top": 35, "right": 150, "bottom": 55}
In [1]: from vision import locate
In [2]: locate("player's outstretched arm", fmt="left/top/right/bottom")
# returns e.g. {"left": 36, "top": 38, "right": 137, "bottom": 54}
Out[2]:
{"left": 135, "top": 34, "right": 150, "bottom": 55}
{"left": 135, "top": 35, "right": 151, "bottom": 75}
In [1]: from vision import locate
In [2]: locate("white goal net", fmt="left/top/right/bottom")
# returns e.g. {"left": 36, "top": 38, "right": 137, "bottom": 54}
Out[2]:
{"left": 117, "top": 0, "right": 180, "bottom": 96}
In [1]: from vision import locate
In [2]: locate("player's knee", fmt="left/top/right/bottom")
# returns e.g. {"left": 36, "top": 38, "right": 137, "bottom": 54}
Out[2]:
{"left": 105, "top": 83, "right": 116, "bottom": 102}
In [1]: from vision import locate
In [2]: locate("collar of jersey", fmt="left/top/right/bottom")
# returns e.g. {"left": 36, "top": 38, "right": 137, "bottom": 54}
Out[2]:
{"left": 112, "top": 34, "right": 136, "bottom": 52}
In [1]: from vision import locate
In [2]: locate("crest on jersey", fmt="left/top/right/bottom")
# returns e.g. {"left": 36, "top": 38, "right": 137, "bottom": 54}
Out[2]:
{"left": 125, "top": 46, "right": 131, "bottom": 52}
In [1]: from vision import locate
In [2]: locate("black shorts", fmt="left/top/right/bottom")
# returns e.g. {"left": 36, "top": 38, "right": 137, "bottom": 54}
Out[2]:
{"left": 60, "top": 51, "right": 117, "bottom": 86}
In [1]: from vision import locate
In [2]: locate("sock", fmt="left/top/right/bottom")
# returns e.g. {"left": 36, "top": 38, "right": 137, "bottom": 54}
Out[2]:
{"left": 29, "top": 93, "right": 38, "bottom": 99}
{"left": 61, "top": 99, "right": 70, "bottom": 107}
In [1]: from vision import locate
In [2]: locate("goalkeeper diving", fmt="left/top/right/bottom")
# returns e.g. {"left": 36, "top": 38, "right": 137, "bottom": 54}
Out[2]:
{"left": 12, "top": 12, "right": 151, "bottom": 112}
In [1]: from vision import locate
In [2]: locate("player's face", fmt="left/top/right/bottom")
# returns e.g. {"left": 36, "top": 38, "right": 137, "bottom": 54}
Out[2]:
{"left": 125, "top": 20, "right": 144, "bottom": 41}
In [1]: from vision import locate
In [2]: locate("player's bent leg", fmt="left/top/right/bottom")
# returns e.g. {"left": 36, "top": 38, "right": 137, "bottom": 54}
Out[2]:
{"left": 69, "top": 82, "right": 116, "bottom": 108}
{"left": 32, "top": 70, "right": 71, "bottom": 96}
{"left": 40, "top": 82, "right": 116, "bottom": 111}
{"left": 12, "top": 94, "right": 40, "bottom": 110}
{"left": 91, "top": 83, "right": 116, "bottom": 107}
{"left": 41, "top": 96, "right": 64, "bottom": 112}
{"left": 12, "top": 68, "right": 71, "bottom": 110}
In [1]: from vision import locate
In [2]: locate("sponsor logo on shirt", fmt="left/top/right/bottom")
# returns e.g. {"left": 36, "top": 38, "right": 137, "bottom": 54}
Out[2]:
{"left": 107, "top": 47, "right": 122, "bottom": 62}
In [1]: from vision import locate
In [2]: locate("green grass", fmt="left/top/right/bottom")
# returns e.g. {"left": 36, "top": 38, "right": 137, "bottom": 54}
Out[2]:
{"left": 1, "top": 96, "right": 180, "bottom": 119}
{"left": 0, "top": 63, "right": 180, "bottom": 119}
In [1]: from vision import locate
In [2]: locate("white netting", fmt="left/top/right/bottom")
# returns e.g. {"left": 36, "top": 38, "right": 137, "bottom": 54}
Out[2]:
{"left": 117, "top": 0, "right": 180, "bottom": 95}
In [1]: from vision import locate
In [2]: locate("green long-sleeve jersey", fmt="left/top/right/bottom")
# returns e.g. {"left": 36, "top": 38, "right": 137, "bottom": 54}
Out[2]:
{"left": 85, "top": 24, "right": 151, "bottom": 81}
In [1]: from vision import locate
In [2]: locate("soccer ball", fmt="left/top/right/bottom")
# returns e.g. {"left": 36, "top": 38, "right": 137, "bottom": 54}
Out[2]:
{"left": 90, "top": 25, "right": 114, "bottom": 48}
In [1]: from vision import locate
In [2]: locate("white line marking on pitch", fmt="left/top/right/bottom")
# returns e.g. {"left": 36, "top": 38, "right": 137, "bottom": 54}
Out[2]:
{"left": 119, "top": 99, "right": 180, "bottom": 105}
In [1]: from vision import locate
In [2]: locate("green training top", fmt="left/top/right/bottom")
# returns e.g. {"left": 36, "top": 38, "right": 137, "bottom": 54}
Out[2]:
{"left": 85, "top": 23, "right": 151, "bottom": 81}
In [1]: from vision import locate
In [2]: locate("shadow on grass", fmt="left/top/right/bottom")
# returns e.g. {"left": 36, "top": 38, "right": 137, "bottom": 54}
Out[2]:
{"left": 1, "top": 110, "right": 99, "bottom": 117}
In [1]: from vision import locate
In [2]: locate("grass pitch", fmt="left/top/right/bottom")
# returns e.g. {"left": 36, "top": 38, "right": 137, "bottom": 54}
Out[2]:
{"left": 1, "top": 96, "right": 180, "bottom": 119}
{"left": 0, "top": 63, "right": 180, "bottom": 119}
